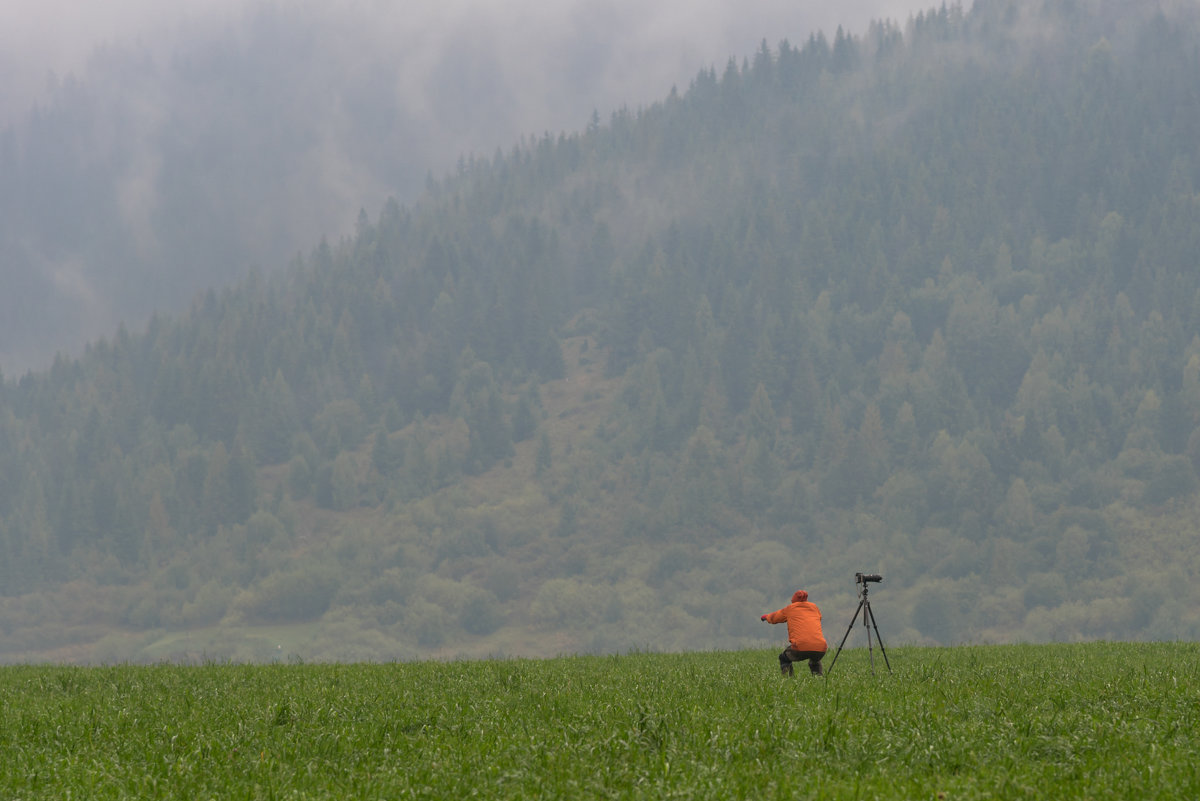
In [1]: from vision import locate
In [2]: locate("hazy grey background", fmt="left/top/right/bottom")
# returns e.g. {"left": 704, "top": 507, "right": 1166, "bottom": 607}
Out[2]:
{"left": 0, "top": 0, "right": 958, "bottom": 374}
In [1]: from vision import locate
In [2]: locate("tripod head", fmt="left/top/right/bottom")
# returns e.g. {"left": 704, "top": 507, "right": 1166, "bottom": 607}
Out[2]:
{"left": 854, "top": 572, "right": 881, "bottom": 601}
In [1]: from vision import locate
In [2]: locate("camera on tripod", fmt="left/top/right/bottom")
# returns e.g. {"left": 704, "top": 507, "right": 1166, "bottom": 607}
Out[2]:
{"left": 855, "top": 572, "right": 883, "bottom": 584}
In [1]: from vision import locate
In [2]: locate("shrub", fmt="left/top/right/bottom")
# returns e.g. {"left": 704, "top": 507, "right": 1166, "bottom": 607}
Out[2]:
{"left": 181, "top": 581, "right": 232, "bottom": 627}
{"left": 234, "top": 566, "right": 340, "bottom": 623}
{"left": 459, "top": 589, "right": 503, "bottom": 636}
{"left": 406, "top": 599, "right": 446, "bottom": 647}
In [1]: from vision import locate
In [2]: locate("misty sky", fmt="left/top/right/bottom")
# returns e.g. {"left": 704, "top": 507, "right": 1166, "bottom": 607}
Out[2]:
{"left": 1, "top": 0, "right": 959, "bottom": 136}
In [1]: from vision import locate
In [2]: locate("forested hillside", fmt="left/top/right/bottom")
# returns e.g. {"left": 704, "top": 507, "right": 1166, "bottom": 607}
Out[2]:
{"left": 3, "top": 0, "right": 1200, "bottom": 662}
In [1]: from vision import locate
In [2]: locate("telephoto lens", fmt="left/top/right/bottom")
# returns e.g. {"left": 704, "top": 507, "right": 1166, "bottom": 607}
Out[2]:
{"left": 855, "top": 572, "right": 883, "bottom": 584}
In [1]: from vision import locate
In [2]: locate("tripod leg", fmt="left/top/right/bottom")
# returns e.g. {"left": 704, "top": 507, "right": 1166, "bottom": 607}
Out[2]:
{"left": 864, "top": 600, "right": 892, "bottom": 673}
{"left": 865, "top": 604, "right": 876, "bottom": 676}
{"left": 825, "top": 599, "right": 865, "bottom": 677}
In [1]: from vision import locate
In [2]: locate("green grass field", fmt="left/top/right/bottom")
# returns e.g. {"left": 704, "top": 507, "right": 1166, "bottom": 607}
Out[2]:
{"left": 2, "top": 642, "right": 1197, "bottom": 799}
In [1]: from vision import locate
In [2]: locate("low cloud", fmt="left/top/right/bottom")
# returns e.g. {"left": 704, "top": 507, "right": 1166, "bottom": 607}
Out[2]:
{"left": 2, "top": 0, "right": 950, "bottom": 135}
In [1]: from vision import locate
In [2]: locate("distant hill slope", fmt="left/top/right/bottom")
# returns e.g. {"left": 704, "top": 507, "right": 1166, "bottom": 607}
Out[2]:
{"left": 2, "top": 0, "right": 1200, "bottom": 663}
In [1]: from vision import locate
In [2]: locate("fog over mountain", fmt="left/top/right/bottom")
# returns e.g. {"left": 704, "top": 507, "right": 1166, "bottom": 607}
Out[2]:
{"left": 0, "top": 0, "right": 950, "bottom": 375}
{"left": 2, "top": 1, "right": 940, "bottom": 121}
{"left": 4, "top": 0, "right": 1200, "bottom": 662}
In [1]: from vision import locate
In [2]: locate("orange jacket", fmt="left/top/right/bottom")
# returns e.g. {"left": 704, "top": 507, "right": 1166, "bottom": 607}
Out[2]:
{"left": 764, "top": 601, "right": 827, "bottom": 652}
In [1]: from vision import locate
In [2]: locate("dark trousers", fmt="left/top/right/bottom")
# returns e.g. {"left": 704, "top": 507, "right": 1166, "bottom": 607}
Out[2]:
{"left": 779, "top": 648, "right": 825, "bottom": 676}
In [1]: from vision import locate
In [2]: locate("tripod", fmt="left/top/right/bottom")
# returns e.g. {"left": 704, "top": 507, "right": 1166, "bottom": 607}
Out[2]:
{"left": 826, "top": 581, "right": 891, "bottom": 676}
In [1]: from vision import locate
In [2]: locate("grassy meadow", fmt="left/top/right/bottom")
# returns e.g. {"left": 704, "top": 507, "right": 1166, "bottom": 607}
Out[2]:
{"left": 1, "top": 642, "right": 1197, "bottom": 799}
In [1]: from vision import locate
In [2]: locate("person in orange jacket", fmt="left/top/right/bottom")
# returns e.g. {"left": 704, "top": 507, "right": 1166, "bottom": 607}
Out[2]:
{"left": 761, "top": 590, "right": 828, "bottom": 676}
